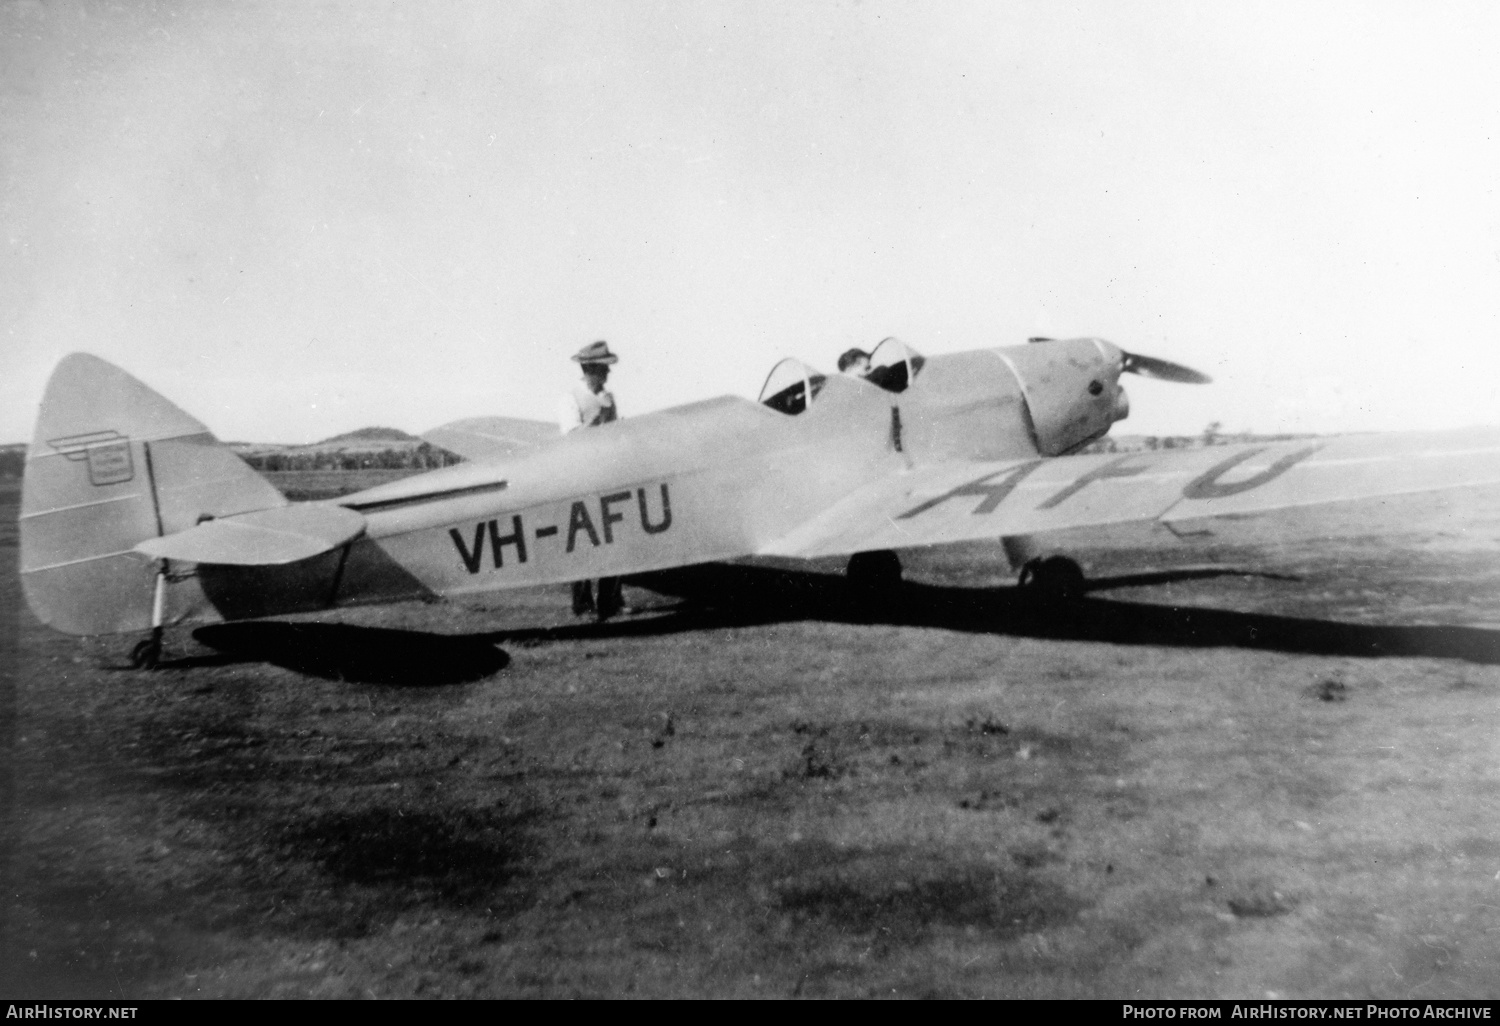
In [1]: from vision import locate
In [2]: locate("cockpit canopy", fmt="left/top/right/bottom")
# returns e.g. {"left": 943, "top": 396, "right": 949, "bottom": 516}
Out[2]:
{"left": 864, "top": 337, "right": 926, "bottom": 393}
{"left": 757, "top": 338, "right": 926, "bottom": 414}
{"left": 758, "top": 358, "right": 827, "bottom": 415}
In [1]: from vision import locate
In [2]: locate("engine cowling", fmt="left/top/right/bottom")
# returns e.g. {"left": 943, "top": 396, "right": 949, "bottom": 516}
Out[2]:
{"left": 994, "top": 338, "right": 1130, "bottom": 456}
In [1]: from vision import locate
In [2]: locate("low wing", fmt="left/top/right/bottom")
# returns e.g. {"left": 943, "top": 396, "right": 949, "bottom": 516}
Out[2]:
{"left": 133, "top": 504, "right": 366, "bottom": 566}
{"left": 760, "top": 427, "right": 1500, "bottom": 558}
{"left": 422, "top": 416, "right": 558, "bottom": 463}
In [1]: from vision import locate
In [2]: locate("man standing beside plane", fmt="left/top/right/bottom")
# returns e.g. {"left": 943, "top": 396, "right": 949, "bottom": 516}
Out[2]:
{"left": 558, "top": 340, "right": 619, "bottom": 434}
{"left": 558, "top": 340, "right": 624, "bottom": 619}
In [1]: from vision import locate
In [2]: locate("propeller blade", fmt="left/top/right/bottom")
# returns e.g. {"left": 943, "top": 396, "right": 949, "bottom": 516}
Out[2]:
{"left": 1121, "top": 351, "right": 1212, "bottom": 384}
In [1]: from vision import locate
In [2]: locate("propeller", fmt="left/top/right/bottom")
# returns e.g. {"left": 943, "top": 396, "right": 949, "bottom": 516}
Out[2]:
{"left": 1120, "top": 350, "right": 1212, "bottom": 384}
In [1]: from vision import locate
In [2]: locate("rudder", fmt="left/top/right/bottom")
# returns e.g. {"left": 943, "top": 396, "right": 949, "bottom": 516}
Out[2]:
{"left": 20, "top": 354, "right": 287, "bottom": 635}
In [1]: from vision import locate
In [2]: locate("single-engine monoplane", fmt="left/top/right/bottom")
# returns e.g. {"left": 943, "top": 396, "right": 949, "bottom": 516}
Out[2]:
{"left": 21, "top": 336, "right": 1500, "bottom": 666}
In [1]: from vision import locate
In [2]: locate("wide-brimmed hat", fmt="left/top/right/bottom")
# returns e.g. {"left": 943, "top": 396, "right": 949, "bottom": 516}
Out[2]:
{"left": 571, "top": 340, "right": 619, "bottom": 365}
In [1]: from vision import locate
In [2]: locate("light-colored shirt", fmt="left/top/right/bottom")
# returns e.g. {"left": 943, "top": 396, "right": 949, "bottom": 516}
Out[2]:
{"left": 558, "top": 380, "right": 617, "bottom": 434}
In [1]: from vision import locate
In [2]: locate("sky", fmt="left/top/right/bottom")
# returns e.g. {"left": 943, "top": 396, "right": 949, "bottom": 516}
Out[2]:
{"left": 3, "top": 0, "right": 1499, "bottom": 444}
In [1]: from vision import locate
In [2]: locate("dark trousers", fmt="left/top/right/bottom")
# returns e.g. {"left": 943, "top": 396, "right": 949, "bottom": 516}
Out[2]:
{"left": 571, "top": 578, "right": 622, "bottom": 620}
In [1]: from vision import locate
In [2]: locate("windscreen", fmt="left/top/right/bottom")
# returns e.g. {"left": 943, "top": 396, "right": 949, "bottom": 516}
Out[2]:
{"left": 865, "top": 337, "right": 926, "bottom": 393}
{"left": 757, "top": 358, "right": 827, "bottom": 415}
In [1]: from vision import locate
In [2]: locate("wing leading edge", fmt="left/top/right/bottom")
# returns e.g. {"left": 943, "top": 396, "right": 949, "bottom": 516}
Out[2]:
{"left": 760, "top": 427, "right": 1500, "bottom": 559}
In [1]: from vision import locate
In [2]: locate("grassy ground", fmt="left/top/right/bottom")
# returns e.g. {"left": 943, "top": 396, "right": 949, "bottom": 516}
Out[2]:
{"left": 4, "top": 479, "right": 1500, "bottom": 998}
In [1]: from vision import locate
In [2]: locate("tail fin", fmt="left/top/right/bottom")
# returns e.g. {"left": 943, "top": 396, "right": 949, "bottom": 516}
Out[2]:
{"left": 21, "top": 353, "right": 287, "bottom": 635}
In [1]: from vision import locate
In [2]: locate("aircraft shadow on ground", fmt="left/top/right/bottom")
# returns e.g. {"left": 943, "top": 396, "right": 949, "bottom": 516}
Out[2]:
{"left": 186, "top": 622, "right": 509, "bottom": 685}
{"left": 484, "top": 563, "right": 1500, "bottom": 667}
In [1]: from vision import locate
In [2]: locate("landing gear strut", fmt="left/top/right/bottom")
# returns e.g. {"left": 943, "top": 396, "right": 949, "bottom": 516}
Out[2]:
{"left": 129, "top": 564, "right": 168, "bottom": 670}
{"left": 1018, "top": 555, "right": 1086, "bottom": 604}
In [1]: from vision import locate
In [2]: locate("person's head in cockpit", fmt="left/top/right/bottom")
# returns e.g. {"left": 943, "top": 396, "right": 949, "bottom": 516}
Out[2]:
{"left": 837, "top": 348, "right": 871, "bottom": 377}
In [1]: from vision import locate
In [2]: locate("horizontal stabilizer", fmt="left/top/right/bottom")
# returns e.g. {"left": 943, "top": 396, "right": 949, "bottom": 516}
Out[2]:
{"left": 134, "top": 504, "right": 366, "bottom": 566}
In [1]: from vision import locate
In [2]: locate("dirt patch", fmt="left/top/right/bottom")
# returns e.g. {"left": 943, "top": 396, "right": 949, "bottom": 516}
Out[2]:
{"left": 1223, "top": 881, "right": 1297, "bottom": 919}
{"left": 777, "top": 865, "right": 1080, "bottom": 942}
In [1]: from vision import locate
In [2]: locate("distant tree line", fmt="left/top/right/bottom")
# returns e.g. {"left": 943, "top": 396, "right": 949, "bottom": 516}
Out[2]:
{"left": 239, "top": 444, "right": 463, "bottom": 473}
{"left": 1080, "top": 423, "right": 1315, "bottom": 455}
{"left": 0, "top": 443, "right": 464, "bottom": 480}
{"left": 1082, "top": 434, "right": 1219, "bottom": 454}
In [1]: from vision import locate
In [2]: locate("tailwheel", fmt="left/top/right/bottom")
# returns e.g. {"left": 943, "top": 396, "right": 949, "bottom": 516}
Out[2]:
{"left": 847, "top": 550, "right": 902, "bottom": 598}
{"left": 1018, "top": 555, "right": 1086, "bottom": 604}
{"left": 129, "top": 630, "right": 163, "bottom": 670}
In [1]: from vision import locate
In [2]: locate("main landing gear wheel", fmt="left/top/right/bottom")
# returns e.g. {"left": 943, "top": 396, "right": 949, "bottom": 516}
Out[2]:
{"left": 129, "top": 634, "right": 162, "bottom": 670}
{"left": 847, "top": 550, "right": 902, "bottom": 596}
{"left": 129, "top": 627, "right": 165, "bottom": 670}
{"left": 1018, "top": 556, "right": 1086, "bottom": 604}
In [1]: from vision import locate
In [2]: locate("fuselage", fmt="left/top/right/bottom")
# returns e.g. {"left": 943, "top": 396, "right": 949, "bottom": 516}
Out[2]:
{"left": 81, "top": 337, "right": 1129, "bottom": 628}
{"left": 267, "top": 338, "right": 1130, "bottom": 612}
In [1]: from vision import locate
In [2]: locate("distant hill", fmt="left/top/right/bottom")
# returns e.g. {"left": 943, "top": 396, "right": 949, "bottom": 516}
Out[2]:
{"left": 218, "top": 425, "right": 462, "bottom": 473}
{"left": 315, "top": 427, "right": 420, "bottom": 445}
{"left": 227, "top": 424, "right": 447, "bottom": 463}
